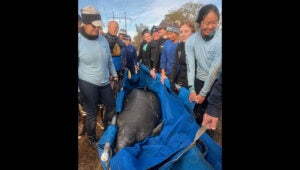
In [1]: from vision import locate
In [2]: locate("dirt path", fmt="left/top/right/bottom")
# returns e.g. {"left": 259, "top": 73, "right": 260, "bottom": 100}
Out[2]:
{"left": 78, "top": 126, "right": 104, "bottom": 170}
{"left": 78, "top": 105, "right": 104, "bottom": 170}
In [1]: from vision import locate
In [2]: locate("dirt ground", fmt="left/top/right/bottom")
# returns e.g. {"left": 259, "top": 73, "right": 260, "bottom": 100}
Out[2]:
{"left": 78, "top": 128, "right": 104, "bottom": 170}
{"left": 78, "top": 109, "right": 222, "bottom": 170}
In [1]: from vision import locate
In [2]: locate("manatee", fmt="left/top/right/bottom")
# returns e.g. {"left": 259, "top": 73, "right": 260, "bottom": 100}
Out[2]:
{"left": 115, "top": 88, "right": 163, "bottom": 153}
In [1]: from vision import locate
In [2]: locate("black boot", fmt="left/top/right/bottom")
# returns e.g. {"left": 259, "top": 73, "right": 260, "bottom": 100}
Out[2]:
{"left": 88, "top": 137, "right": 98, "bottom": 150}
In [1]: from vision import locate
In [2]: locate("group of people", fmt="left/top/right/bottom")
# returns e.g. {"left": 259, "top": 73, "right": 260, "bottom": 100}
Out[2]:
{"left": 78, "top": 4, "right": 222, "bottom": 146}
{"left": 135, "top": 4, "right": 222, "bottom": 131}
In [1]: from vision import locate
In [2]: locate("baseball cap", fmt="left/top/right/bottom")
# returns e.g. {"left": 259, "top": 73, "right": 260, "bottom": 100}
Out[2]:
{"left": 150, "top": 25, "right": 158, "bottom": 35}
{"left": 125, "top": 35, "right": 131, "bottom": 40}
{"left": 81, "top": 5, "right": 103, "bottom": 27}
{"left": 119, "top": 29, "right": 127, "bottom": 35}
{"left": 142, "top": 28, "right": 150, "bottom": 36}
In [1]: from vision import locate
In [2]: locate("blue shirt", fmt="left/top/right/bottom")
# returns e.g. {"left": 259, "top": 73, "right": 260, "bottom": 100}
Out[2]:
{"left": 185, "top": 29, "right": 222, "bottom": 96}
{"left": 160, "top": 40, "right": 179, "bottom": 75}
{"left": 78, "top": 33, "right": 117, "bottom": 86}
{"left": 125, "top": 44, "right": 137, "bottom": 74}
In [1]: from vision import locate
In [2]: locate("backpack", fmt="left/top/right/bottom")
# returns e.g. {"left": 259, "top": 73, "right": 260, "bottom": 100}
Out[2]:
{"left": 111, "top": 42, "right": 121, "bottom": 57}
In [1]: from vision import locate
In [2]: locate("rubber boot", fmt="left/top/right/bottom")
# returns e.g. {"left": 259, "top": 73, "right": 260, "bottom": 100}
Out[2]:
{"left": 97, "top": 104, "right": 105, "bottom": 130}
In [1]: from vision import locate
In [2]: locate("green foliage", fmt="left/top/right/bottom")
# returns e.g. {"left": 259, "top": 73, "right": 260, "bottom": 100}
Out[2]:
{"left": 164, "top": 2, "right": 203, "bottom": 24}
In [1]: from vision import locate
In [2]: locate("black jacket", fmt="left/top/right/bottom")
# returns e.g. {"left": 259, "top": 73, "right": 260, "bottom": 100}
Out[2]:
{"left": 145, "top": 39, "right": 158, "bottom": 69}
{"left": 137, "top": 41, "right": 150, "bottom": 68}
{"left": 206, "top": 73, "right": 222, "bottom": 118}
{"left": 169, "top": 42, "right": 188, "bottom": 90}
{"left": 152, "top": 37, "right": 167, "bottom": 71}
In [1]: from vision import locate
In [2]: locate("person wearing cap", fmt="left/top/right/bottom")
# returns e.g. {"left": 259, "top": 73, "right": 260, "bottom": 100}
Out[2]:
{"left": 159, "top": 24, "right": 180, "bottom": 84}
{"left": 137, "top": 29, "right": 152, "bottom": 68}
{"left": 169, "top": 20, "right": 195, "bottom": 93}
{"left": 150, "top": 22, "right": 169, "bottom": 79}
{"left": 185, "top": 4, "right": 222, "bottom": 127}
{"left": 104, "top": 21, "right": 127, "bottom": 80}
{"left": 78, "top": 5, "right": 118, "bottom": 146}
{"left": 124, "top": 35, "right": 137, "bottom": 74}
{"left": 118, "top": 29, "right": 127, "bottom": 43}
{"left": 146, "top": 26, "right": 160, "bottom": 73}
{"left": 157, "top": 21, "right": 168, "bottom": 40}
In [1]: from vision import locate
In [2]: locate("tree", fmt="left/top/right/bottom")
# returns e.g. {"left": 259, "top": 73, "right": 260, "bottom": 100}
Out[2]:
{"left": 160, "top": 2, "right": 222, "bottom": 31}
{"left": 163, "top": 2, "right": 203, "bottom": 25}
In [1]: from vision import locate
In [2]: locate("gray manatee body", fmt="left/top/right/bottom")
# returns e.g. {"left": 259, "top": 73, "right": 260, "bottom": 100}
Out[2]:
{"left": 115, "top": 88, "right": 162, "bottom": 152}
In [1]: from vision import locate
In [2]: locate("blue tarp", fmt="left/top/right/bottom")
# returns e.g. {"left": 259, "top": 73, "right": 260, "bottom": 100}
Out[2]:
{"left": 98, "top": 65, "right": 222, "bottom": 170}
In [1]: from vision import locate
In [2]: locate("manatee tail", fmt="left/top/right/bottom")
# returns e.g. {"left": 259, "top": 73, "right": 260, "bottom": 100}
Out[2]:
{"left": 151, "top": 121, "right": 164, "bottom": 136}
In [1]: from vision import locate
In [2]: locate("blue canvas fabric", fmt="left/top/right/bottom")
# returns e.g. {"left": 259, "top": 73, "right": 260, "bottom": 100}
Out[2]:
{"left": 158, "top": 145, "right": 213, "bottom": 170}
{"left": 98, "top": 65, "right": 222, "bottom": 170}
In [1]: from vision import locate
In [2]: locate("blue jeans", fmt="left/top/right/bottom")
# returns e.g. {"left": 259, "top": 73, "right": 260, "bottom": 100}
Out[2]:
{"left": 78, "top": 79, "right": 115, "bottom": 141}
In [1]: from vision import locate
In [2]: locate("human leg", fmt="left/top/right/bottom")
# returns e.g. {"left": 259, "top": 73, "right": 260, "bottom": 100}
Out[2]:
{"left": 78, "top": 79, "right": 100, "bottom": 143}
{"left": 99, "top": 84, "right": 116, "bottom": 129}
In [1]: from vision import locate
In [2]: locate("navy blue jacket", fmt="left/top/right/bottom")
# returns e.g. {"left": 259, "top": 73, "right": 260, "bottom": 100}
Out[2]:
{"left": 125, "top": 44, "right": 137, "bottom": 74}
{"left": 206, "top": 73, "right": 222, "bottom": 118}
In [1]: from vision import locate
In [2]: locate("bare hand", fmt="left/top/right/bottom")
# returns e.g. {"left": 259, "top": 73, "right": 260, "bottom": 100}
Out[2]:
{"left": 150, "top": 70, "right": 156, "bottom": 79}
{"left": 201, "top": 113, "right": 219, "bottom": 130}
{"left": 134, "top": 65, "right": 139, "bottom": 73}
{"left": 189, "top": 92, "right": 197, "bottom": 102}
{"left": 194, "top": 95, "right": 205, "bottom": 104}
{"left": 160, "top": 74, "right": 167, "bottom": 84}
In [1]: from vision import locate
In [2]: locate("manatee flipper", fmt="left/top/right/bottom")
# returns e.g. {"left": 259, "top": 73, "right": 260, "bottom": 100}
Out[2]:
{"left": 128, "top": 69, "right": 132, "bottom": 79}
{"left": 151, "top": 122, "right": 164, "bottom": 136}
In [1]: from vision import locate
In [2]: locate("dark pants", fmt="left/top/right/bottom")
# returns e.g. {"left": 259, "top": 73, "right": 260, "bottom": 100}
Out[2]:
{"left": 193, "top": 79, "right": 209, "bottom": 125}
{"left": 78, "top": 79, "right": 115, "bottom": 142}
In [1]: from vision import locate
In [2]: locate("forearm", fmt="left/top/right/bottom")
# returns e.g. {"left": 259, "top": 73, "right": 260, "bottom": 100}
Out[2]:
{"left": 185, "top": 40, "right": 196, "bottom": 93}
{"left": 200, "top": 57, "right": 221, "bottom": 96}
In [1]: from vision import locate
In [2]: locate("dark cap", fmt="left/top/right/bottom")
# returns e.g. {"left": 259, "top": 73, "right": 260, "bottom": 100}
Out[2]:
{"left": 125, "top": 35, "right": 131, "bottom": 40}
{"left": 142, "top": 28, "right": 150, "bottom": 36}
{"left": 150, "top": 25, "right": 158, "bottom": 35}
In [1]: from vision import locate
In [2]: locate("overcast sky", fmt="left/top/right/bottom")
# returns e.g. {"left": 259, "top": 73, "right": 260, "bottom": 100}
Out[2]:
{"left": 78, "top": 0, "right": 222, "bottom": 38}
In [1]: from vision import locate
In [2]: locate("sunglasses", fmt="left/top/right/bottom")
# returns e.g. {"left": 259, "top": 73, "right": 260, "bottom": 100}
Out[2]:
{"left": 90, "top": 23, "right": 101, "bottom": 29}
